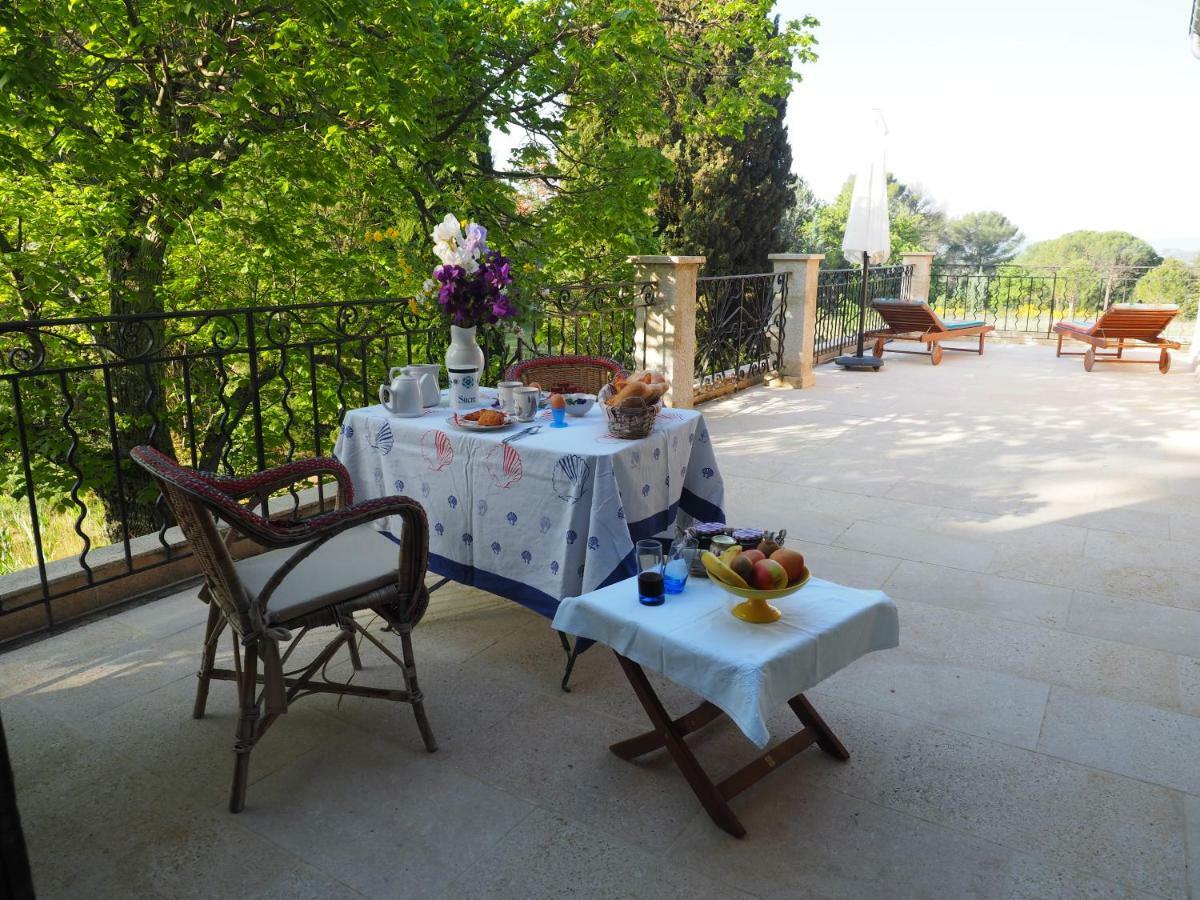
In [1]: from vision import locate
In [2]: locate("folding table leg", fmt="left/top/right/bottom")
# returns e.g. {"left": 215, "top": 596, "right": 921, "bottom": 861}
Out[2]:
{"left": 612, "top": 654, "right": 746, "bottom": 838}
{"left": 610, "top": 653, "right": 852, "bottom": 839}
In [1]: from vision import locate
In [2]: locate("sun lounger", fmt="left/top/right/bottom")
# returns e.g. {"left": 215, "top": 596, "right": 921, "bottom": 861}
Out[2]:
{"left": 867, "top": 299, "right": 995, "bottom": 365}
{"left": 1053, "top": 304, "right": 1180, "bottom": 373}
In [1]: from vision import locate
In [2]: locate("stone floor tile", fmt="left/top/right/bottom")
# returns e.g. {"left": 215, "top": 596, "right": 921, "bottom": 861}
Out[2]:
{"left": 79, "top": 672, "right": 349, "bottom": 803}
{"left": 668, "top": 780, "right": 1013, "bottom": 900}
{"left": 447, "top": 807, "right": 751, "bottom": 900}
{"left": 785, "top": 540, "right": 901, "bottom": 590}
{"left": 884, "top": 560, "right": 1072, "bottom": 628}
{"left": 1179, "top": 656, "right": 1200, "bottom": 718}
{"left": 1067, "top": 591, "right": 1200, "bottom": 659}
{"left": 835, "top": 520, "right": 996, "bottom": 572}
{"left": 896, "top": 598, "right": 1182, "bottom": 713}
{"left": 798, "top": 695, "right": 1188, "bottom": 898}
{"left": 815, "top": 646, "right": 1051, "bottom": 749}
{"left": 989, "top": 545, "right": 1199, "bottom": 613}
{"left": 1186, "top": 795, "right": 1200, "bottom": 900}
{"left": 1069, "top": 507, "right": 1173, "bottom": 542}
{"left": 1001, "top": 855, "right": 1164, "bottom": 899}
{"left": 1037, "top": 685, "right": 1200, "bottom": 795}
{"left": 237, "top": 729, "right": 535, "bottom": 898}
{"left": 446, "top": 694, "right": 705, "bottom": 852}
{"left": 1083, "top": 529, "right": 1200, "bottom": 576}
{"left": 116, "top": 585, "right": 210, "bottom": 640}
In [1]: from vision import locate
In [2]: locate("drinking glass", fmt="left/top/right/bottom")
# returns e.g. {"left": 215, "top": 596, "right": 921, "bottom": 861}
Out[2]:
{"left": 636, "top": 539, "right": 665, "bottom": 606}
{"left": 663, "top": 536, "right": 697, "bottom": 594}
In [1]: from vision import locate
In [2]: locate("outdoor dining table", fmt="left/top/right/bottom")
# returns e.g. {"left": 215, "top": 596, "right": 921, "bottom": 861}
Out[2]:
{"left": 552, "top": 574, "right": 899, "bottom": 837}
{"left": 332, "top": 389, "right": 726, "bottom": 685}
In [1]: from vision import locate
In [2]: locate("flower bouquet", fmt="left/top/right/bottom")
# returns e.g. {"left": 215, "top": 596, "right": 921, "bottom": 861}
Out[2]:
{"left": 422, "top": 214, "right": 516, "bottom": 408}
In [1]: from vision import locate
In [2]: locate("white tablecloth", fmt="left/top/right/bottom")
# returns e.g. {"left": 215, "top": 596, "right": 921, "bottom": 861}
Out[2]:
{"left": 333, "top": 392, "right": 725, "bottom": 618}
{"left": 552, "top": 575, "right": 899, "bottom": 747}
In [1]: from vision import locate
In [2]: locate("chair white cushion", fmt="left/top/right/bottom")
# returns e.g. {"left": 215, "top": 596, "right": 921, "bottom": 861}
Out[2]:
{"left": 234, "top": 525, "right": 400, "bottom": 625}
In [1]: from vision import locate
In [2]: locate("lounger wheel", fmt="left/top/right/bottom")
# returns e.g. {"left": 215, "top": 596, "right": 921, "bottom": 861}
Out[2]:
{"left": 873, "top": 337, "right": 886, "bottom": 358}
{"left": 1083, "top": 349, "right": 1095, "bottom": 372}
{"left": 1159, "top": 349, "right": 1171, "bottom": 374}
{"left": 930, "top": 344, "right": 943, "bottom": 366}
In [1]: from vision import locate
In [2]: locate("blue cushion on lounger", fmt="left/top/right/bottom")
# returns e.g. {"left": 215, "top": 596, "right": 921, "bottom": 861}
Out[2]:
{"left": 943, "top": 320, "right": 985, "bottom": 329}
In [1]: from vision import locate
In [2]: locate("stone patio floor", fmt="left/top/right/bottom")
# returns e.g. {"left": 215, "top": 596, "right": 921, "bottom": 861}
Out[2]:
{"left": 3, "top": 341, "right": 1200, "bottom": 899}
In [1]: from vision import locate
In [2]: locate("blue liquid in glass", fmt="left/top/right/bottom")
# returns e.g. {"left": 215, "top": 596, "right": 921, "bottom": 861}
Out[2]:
{"left": 663, "top": 558, "right": 690, "bottom": 594}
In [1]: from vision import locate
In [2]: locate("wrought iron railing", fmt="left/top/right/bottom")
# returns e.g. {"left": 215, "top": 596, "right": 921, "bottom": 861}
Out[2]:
{"left": 813, "top": 265, "right": 912, "bottom": 363}
{"left": 693, "top": 272, "right": 788, "bottom": 401}
{"left": 0, "top": 283, "right": 654, "bottom": 640}
{"left": 928, "top": 265, "right": 1197, "bottom": 338}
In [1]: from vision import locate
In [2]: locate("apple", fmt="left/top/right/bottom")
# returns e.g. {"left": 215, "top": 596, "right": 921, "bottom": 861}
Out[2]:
{"left": 729, "top": 554, "right": 756, "bottom": 585}
{"left": 770, "top": 548, "right": 806, "bottom": 584}
{"left": 741, "top": 548, "right": 765, "bottom": 565}
{"left": 751, "top": 558, "right": 788, "bottom": 590}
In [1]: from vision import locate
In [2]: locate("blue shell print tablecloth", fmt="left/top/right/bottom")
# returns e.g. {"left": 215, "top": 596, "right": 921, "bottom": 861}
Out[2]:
{"left": 332, "top": 397, "right": 725, "bottom": 619}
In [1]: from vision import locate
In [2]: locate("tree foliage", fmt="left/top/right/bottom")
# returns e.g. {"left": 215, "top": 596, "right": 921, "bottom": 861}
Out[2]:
{"left": 1134, "top": 258, "right": 1200, "bottom": 316}
{"left": 0, "top": 0, "right": 815, "bottom": 545}
{"left": 653, "top": 11, "right": 817, "bottom": 274}
{"left": 1016, "top": 231, "right": 1162, "bottom": 270}
{"left": 939, "top": 211, "right": 1024, "bottom": 269}
{"left": 804, "top": 174, "right": 938, "bottom": 266}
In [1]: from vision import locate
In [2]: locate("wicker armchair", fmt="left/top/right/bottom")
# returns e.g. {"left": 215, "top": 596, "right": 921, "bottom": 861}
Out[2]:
{"left": 505, "top": 355, "right": 627, "bottom": 395}
{"left": 130, "top": 446, "right": 436, "bottom": 813}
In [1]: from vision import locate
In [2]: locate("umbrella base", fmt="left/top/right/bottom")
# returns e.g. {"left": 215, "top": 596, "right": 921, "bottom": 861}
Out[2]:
{"left": 834, "top": 354, "right": 884, "bottom": 371}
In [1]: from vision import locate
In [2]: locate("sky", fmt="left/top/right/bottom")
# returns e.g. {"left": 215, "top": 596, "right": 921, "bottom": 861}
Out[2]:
{"left": 774, "top": 0, "right": 1200, "bottom": 253}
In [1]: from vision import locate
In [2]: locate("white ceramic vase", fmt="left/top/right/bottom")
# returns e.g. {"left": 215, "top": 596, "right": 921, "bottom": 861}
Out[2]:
{"left": 445, "top": 325, "right": 485, "bottom": 409}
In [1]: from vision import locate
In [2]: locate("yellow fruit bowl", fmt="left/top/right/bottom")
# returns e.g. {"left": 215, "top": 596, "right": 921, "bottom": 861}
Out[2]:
{"left": 722, "top": 566, "right": 811, "bottom": 624}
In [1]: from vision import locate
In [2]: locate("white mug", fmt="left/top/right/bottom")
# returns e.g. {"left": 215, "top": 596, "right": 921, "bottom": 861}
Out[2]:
{"left": 497, "top": 380, "right": 524, "bottom": 413}
{"left": 512, "top": 386, "right": 540, "bottom": 422}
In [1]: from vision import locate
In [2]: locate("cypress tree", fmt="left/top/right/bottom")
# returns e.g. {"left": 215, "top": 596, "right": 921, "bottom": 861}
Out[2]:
{"left": 655, "top": 19, "right": 796, "bottom": 275}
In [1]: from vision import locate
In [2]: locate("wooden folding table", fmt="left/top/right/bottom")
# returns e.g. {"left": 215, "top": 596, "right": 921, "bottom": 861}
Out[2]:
{"left": 552, "top": 574, "right": 899, "bottom": 838}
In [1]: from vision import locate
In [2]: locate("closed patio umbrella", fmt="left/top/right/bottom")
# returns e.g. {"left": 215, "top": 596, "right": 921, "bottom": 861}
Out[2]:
{"left": 835, "top": 111, "right": 891, "bottom": 371}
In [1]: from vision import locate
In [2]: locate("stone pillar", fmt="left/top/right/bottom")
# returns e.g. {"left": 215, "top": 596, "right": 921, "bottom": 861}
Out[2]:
{"left": 767, "top": 253, "right": 824, "bottom": 389}
{"left": 630, "top": 255, "right": 705, "bottom": 408}
{"left": 901, "top": 251, "right": 935, "bottom": 302}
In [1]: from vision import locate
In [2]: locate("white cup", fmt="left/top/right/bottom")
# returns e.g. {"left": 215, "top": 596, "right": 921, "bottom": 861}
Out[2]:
{"left": 512, "top": 386, "right": 540, "bottom": 422}
{"left": 497, "top": 381, "right": 524, "bottom": 414}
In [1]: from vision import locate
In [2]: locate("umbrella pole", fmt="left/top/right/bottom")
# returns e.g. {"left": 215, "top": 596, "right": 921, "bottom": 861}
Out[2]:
{"left": 855, "top": 251, "right": 869, "bottom": 358}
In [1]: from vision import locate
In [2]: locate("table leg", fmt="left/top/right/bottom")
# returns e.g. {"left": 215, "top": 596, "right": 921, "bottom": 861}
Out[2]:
{"left": 609, "top": 653, "right": 851, "bottom": 839}
{"left": 557, "top": 631, "right": 582, "bottom": 692}
{"left": 613, "top": 654, "right": 746, "bottom": 838}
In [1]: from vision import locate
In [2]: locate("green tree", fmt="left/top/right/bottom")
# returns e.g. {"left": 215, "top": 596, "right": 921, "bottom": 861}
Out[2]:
{"left": 1134, "top": 259, "right": 1200, "bottom": 316}
{"left": 653, "top": 11, "right": 817, "bottom": 274}
{"left": 940, "top": 211, "right": 1024, "bottom": 269}
{"left": 774, "top": 177, "right": 822, "bottom": 253}
{"left": 807, "top": 174, "right": 937, "bottom": 266}
{"left": 0, "top": 0, "right": 813, "bottom": 538}
{"left": 1016, "top": 231, "right": 1161, "bottom": 270}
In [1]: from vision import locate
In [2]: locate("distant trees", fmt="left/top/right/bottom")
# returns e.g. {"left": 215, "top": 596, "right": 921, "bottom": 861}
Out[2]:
{"left": 939, "top": 212, "right": 1024, "bottom": 269}
{"left": 790, "top": 174, "right": 941, "bottom": 266}
{"left": 1016, "top": 231, "right": 1161, "bottom": 270}
{"left": 1134, "top": 259, "right": 1200, "bottom": 316}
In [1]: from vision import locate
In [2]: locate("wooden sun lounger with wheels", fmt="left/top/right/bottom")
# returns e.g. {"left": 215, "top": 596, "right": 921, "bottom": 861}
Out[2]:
{"left": 867, "top": 299, "right": 995, "bottom": 365}
{"left": 1053, "top": 304, "right": 1181, "bottom": 374}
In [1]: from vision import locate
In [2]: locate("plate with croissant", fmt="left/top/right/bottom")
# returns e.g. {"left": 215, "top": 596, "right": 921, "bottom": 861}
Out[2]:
{"left": 448, "top": 409, "right": 514, "bottom": 431}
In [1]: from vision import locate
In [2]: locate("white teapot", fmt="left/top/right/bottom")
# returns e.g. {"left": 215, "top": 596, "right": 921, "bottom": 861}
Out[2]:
{"left": 379, "top": 369, "right": 423, "bottom": 417}
{"left": 399, "top": 364, "right": 441, "bottom": 407}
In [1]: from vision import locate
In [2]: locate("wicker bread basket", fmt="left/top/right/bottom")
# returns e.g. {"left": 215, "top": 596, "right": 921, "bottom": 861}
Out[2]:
{"left": 598, "top": 383, "right": 660, "bottom": 439}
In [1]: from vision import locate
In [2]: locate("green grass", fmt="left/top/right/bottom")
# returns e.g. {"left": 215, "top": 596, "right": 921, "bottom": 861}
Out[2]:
{"left": 0, "top": 494, "right": 111, "bottom": 577}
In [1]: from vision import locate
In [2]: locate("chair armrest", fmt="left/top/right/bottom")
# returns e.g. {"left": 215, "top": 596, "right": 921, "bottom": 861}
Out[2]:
{"left": 213, "top": 457, "right": 355, "bottom": 507}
